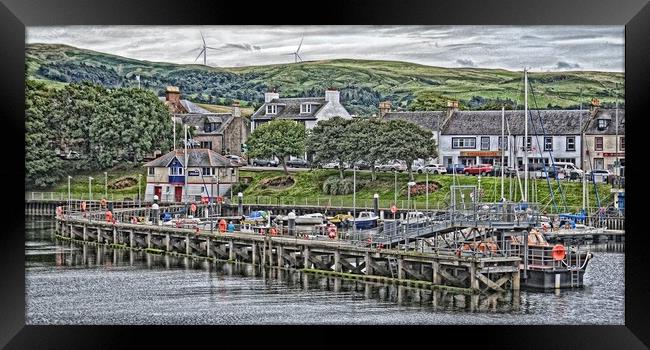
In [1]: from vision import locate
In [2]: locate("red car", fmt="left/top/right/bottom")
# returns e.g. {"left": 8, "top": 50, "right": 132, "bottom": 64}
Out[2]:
{"left": 464, "top": 164, "right": 494, "bottom": 176}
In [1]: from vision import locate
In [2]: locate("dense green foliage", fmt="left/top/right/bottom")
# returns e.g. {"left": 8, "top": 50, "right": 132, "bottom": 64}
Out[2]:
{"left": 27, "top": 44, "right": 625, "bottom": 116}
{"left": 25, "top": 80, "right": 173, "bottom": 189}
{"left": 308, "top": 117, "right": 437, "bottom": 180}
{"left": 246, "top": 120, "right": 306, "bottom": 174}
{"left": 322, "top": 176, "right": 367, "bottom": 195}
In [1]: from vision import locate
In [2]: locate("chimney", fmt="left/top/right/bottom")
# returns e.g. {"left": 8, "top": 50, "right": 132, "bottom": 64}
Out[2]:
{"left": 165, "top": 86, "right": 180, "bottom": 104}
{"left": 324, "top": 87, "right": 340, "bottom": 104}
{"left": 446, "top": 100, "right": 459, "bottom": 118}
{"left": 590, "top": 98, "right": 600, "bottom": 116}
{"left": 232, "top": 101, "right": 241, "bottom": 118}
{"left": 378, "top": 101, "right": 392, "bottom": 118}
{"left": 264, "top": 88, "right": 279, "bottom": 103}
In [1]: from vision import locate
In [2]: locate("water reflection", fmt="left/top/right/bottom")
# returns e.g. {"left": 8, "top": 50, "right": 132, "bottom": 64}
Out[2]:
{"left": 25, "top": 217, "right": 624, "bottom": 325}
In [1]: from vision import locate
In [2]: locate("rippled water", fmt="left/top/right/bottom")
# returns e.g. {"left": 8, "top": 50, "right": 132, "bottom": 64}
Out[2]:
{"left": 25, "top": 217, "right": 624, "bottom": 325}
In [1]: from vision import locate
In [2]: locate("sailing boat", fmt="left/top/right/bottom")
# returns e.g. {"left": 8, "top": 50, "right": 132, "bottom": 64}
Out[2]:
{"left": 507, "top": 68, "right": 594, "bottom": 289}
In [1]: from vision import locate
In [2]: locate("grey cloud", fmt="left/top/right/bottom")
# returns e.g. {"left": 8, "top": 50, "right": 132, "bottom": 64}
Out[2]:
{"left": 556, "top": 61, "right": 581, "bottom": 69}
{"left": 456, "top": 59, "right": 475, "bottom": 67}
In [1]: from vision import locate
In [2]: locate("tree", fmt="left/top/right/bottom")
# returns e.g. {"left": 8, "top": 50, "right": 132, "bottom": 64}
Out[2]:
{"left": 247, "top": 119, "right": 305, "bottom": 175}
{"left": 382, "top": 120, "right": 438, "bottom": 180}
{"left": 307, "top": 117, "right": 352, "bottom": 179}
{"left": 345, "top": 118, "right": 386, "bottom": 181}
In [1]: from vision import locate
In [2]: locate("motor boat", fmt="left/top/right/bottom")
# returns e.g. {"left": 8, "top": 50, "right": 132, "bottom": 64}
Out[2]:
{"left": 349, "top": 211, "right": 379, "bottom": 230}
{"left": 402, "top": 211, "right": 430, "bottom": 228}
{"left": 274, "top": 212, "right": 326, "bottom": 225}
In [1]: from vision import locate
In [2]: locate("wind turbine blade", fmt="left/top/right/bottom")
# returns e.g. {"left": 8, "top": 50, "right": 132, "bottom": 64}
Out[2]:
{"left": 206, "top": 46, "right": 221, "bottom": 50}
{"left": 201, "top": 32, "right": 206, "bottom": 46}
{"left": 195, "top": 48, "right": 206, "bottom": 62}
{"left": 297, "top": 53, "right": 303, "bottom": 62}
{"left": 296, "top": 36, "right": 304, "bottom": 53}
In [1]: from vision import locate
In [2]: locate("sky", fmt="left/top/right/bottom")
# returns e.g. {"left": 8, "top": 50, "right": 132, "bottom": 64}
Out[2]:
{"left": 26, "top": 26, "right": 624, "bottom": 72}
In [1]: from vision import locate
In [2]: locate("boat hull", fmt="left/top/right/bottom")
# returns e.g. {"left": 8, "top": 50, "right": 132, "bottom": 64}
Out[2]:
{"left": 354, "top": 219, "right": 378, "bottom": 230}
{"left": 521, "top": 268, "right": 586, "bottom": 290}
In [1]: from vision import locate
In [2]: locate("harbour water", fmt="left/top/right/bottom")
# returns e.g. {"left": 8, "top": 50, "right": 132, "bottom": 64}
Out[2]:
{"left": 25, "top": 217, "right": 624, "bottom": 325}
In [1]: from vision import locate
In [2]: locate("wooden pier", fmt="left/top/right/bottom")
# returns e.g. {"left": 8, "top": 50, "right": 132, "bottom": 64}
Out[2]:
{"left": 54, "top": 214, "right": 522, "bottom": 293}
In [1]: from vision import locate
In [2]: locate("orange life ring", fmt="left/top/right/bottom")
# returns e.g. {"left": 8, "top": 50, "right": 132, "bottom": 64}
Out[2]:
{"left": 190, "top": 203, "right": 197, "bottom": 213}
{"left": 81, "top": 201, "right": 87, "bottom": 212}
{"left": 270, "top": 227, "right": 278, "bottom": 236}
{"left": 552, "top": 244, "right": 566, "bottom": 261}
{"left": 105, "top": 211, "right": 113, "bottom": 222}
{"left": 218, "top": 219, "right": 227, "bottom": 232}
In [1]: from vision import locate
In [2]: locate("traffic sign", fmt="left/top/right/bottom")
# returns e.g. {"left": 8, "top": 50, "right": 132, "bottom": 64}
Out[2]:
{"left": 391, "top": 205, "right": 397, "bottom": 214}
{"left": 216, "top": 196, "right": 223, "bottom": 204}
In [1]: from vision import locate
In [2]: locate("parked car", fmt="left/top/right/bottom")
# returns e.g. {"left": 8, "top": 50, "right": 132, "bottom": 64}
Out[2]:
{"left": 420, "top": 163, "right": 447, "bottom": 174}
{"left": 225, "top": 154, "right": 246, "bottom": 165}
{"left": 585, "top": 169, "right": 611, "bottom": 183}
{"left": 553, "top": 162, "right": 584, "bottom": 178}
{"left": 251, "top": 158, "right": 279, "bottom": 167}
{"left": 351, "top": 161, "right": 372, "bottom": 170}
{"left": 375, "top": 160, "right": 407, "bottom": 172}
{"left": 446, "top": 164, "right": 465, "bottom": 174}
{"left": 286, "top": 158, "right": 309, "bottom": 168}
{"left": 464, "top": 164, "right": 494, "bottom": 176}
{"left": 486, "top": 165, "right": 517, "bottom": 177}
{"left": 59, "top": 150, "right": 81, "bottom": 160}
{"left": 321, "top": 161, "right": 348, "bottom": 169}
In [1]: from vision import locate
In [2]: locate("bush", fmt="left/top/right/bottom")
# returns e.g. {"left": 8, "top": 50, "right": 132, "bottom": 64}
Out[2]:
{"left": 322, "top": 176, "right": 366, "bottom": 195}
{"left": 231, "top": 182, "right": 250, "bottom": 194}
{"left": 408, "top": 181, "right": 442, "bottom": 196}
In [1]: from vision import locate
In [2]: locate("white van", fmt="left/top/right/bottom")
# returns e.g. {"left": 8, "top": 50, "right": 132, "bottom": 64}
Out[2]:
{"left": 553, "top": 162, "right": 584, "bottom": 178}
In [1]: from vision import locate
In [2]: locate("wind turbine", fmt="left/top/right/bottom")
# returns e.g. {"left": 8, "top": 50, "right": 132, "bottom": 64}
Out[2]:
{"left": 286, "top": 37, "right": 304, "bottom": 63}
{"left": 194, "top": 32, "right": 220, "bottom": 66}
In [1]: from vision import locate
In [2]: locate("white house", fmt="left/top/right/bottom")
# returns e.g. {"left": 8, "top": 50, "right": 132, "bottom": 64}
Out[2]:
{"left": 250, "top": 88, "right": 352, "bottom": 132}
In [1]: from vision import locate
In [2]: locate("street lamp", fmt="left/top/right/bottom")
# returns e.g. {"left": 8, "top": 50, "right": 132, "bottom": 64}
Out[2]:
{"left": 88, "top": 176, "right": 94, "bottom": 202}
{"left": 104, "top": 172, "right": 108, "bottom": 199}
{"left": 68, "top": 175, "right": 72, "bottom": 214}
{"left": 138, "top": 174, "right": 142, "bottom": 205}
{"left": 394, "top": 170, "right": 397, "bottom": 206}
{"left": 406, "top": 181, "right": 416, "bottom": 250}
{"left": 353, "top": 165, "right": 357, "bottom": 235}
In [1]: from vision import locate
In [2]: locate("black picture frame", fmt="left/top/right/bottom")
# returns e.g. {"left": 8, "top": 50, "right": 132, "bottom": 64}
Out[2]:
{"left": 3, "top": 0, "right": 648, "bottom": 348}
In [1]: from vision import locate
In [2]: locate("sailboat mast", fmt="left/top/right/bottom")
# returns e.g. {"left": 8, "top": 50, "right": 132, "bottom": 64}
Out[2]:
{"left": 501, "top": 106, "right": 505, "bottom": 200}
{"left": 524, "top": 67, "right": 529, "bottom": 202}
{"left": 184, "top": 124, "right": 188, "bottom": 204}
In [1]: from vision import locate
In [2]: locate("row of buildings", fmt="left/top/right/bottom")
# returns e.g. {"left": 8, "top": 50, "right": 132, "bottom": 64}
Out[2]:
{"left": 144, "top": 86, "right": 624, "bottom": 202}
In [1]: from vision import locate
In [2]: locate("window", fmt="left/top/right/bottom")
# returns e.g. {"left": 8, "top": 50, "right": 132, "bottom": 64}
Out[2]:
{"left": 595, "top": 137, "right": 603, "bottom": 151}
{"left": 202, "top": 167, "right": 213, "bottom": 176}
{"left": 481, "top": 137, "right": 490, "bottom": 150}
{"left": 544, "top": 136, "right": 553, "bottom": 151}
{"left": 170, "top": 167, "right": 183, "bottom": 175}
{"left": 452, "top": 137, "right": 476, "bottom": 149}
{"left": 498, "top": 136, "right": 508, "bottom": 151}
{"left": 524, "top": 136, "right": 532, "bottom": 151}
{"left": 148, "top": 167, "right": 155, "bottom": 176}
{"left": 566, "top": 137, "right": 576, "bottom": 151}
{"left": 300, "top": 104, "right": 312, "bottom": 114}
{"left": 598, "top": 119, "right": 608, "bottom": 129}
{"left": 266, "top": 104, "right": 277, "bottom": 115}
{"left": 200, "top": 141, "right": 213, "bottom": 149}
{"left": 620, "top": 137, "right": 625, "bottom": 151}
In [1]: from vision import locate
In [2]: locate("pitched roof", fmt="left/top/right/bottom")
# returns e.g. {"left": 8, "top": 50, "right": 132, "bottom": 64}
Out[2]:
{"left": 143, "top": 149, "right": 238, "bottom": 168}
{"left": 583, "top": 109, "right": 625, "bottom": 135}
{"left": 251, "top": 97, "right": 327, "bottom": 120}
{"left": 382, "top": 111, "right": 445, "bottom": 131}
{"left": 181, "top": 113, "right": 234, "bottom": 134}
{"left": 158, "top": 97, "right": 211, "bottom": 114}
{"left": 442, "top": 110, "right": 591, "bottom": 135}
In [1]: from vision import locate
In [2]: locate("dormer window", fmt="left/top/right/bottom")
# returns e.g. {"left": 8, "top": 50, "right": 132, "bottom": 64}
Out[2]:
{"left": 301, "top": 104, "right": 312, "bottom": 114}
{"left": 598, "top": 119, "right": 609, "bottom": 130}
{"left": 266, "top": 104, "right": 277, "bottom": 115}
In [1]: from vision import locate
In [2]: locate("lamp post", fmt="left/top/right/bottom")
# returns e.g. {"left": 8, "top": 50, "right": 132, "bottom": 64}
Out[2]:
{"left": 425, "top": 172, "right": 429, "bottom": 211}
{"left": 88, "top": 176, "right": 93, "bottom": 202}
{"left": 211, "top": 175, "right": 216, "bottom": 235}
{"left": 353, "top": 165, "right": 357, "bottom": 235}
{"left": 104, "top": 172, "right": 108, "bottom": 200}
{"left": 394, "top": 170, "right": 397, "bottom": 206}
{"left": 68, "top": 175, "right": 72, "bottom": 214}
{"left": 138, "top": 174, "right": 142, "bottom": 205}
{"left": 406, "top": 181, "right": 416, "bottom": 250}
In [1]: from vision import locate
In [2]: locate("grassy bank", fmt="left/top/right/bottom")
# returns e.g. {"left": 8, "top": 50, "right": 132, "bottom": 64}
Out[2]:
{"left": 34, "top": 166, "right": 613, "bottom": 213}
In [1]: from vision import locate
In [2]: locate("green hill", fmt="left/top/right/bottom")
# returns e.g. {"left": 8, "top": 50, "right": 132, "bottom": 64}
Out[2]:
{"left": 26, "top": 43, "right": 624, "bottom": 115}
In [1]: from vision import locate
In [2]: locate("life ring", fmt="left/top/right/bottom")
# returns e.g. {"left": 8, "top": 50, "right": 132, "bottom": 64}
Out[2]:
{"left": 552, "top": 244, "right": 566, "bottom": 261}
{"left": 56, "top": 206, "right": 62, "bottom": 217}
{"left": 327, "top": 225, "right": 337, "bottom": 239}
{"left": 132, "top": 217, "right": 139, "bottom": 225}
{"left": 218, "top": 219, "right": 227, "bottom": 232}
{"left": 81, "top": 201, "right": 87, "bottom": 212}
{"left": 105, "top": 210, "right": 113, "bottom": 223}
{"left": 270, "top": 227, "right": 278, "bottom": 236}
{"left": 100, "top": 198, "right": 107, "bottom": 207}
{"left": 190, "top": 203, "right": 197, "bottom": 213}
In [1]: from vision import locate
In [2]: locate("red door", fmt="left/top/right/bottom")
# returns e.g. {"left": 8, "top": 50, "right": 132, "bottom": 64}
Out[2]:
{"left": 154, "top": 186, "right": 162, "bottom": 201}
{"left": 174, "top": 186, "right": 183, "bottom": 202}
